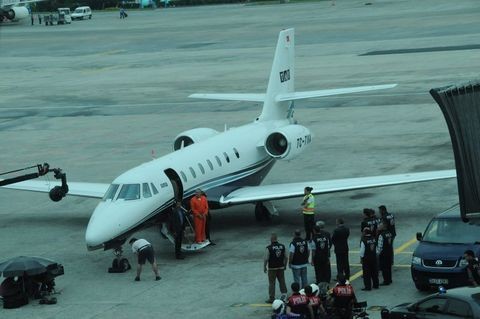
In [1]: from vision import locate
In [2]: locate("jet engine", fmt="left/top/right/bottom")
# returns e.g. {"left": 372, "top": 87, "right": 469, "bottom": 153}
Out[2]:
{"left": 6, "top": 6, "right": 29, "bottom": 21}
{"left": 173, "top": 128, "right": 219, "bottom": 150}
{"left": 264, "top": 124, "right": 312, "bottom": 160}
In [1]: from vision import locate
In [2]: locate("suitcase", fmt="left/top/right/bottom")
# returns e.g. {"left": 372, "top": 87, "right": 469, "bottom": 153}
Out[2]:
{"left": 3, "top": 293, "right": 29, "bottom": 309}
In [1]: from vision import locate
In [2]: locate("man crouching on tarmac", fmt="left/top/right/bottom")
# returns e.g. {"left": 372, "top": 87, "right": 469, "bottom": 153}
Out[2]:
{"left": 330, "top": 274, "right": 357, "bottom": 319}
{"left": 272, "top": 282, "right": 314, "bottom": 318}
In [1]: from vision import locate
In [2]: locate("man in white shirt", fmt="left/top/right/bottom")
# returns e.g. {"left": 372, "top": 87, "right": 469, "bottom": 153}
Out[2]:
{"left": 129, "top": 238, "right": 161, "bottom": 281}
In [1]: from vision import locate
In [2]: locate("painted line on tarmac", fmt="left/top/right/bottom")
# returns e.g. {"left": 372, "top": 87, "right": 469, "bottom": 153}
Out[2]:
{"left": 350, "top": 236, "right": 417, "bottom": 282}
{"left": 350, "top": 250, "right": 413, "bottom": 254}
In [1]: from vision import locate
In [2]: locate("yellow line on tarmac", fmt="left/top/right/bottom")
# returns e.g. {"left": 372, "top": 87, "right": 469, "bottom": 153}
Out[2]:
{"left": 250, "top": 304, "right": 272, "bottom": 307}
{"left": 350, "top": 236, "right": 417, "bottom": 282}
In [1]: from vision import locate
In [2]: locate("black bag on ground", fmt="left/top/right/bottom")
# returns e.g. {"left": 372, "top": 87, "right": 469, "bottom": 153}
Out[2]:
{"left": 3, "top": 293, "right": 29, "bottom": 309}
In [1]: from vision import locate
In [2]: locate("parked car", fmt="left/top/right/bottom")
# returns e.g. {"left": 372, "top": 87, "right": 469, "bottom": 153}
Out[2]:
{"left": 57, "top": 8, "right": 71, "bottom": 24}
{"left": 381, "top": 286, "right": 480, "bottom": 319}
{"left": 71, "top": 6, "right": 92, "bottom": 20}
{"left": 411, "top": 204, "right": 480, "bottom": 291}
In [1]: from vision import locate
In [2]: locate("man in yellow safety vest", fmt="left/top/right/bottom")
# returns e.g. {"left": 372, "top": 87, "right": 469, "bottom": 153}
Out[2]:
{"left": 301, "top": 186, "right": 315, "bottom": 240}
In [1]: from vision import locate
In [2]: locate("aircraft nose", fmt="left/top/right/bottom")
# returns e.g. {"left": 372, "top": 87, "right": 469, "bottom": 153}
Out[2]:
{"left": 85, "top": 225, "right": 104, "bottom": 250}
{"left": 85, "top": 202, "right": 116, "bottom": 250}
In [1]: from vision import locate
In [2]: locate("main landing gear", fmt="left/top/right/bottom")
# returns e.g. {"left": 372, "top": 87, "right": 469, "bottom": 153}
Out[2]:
{"left": 255, "top": 202, "right": 278, "bottom": 222}
{"left": 108, "top": 246, "right": 131, "bottom": 273}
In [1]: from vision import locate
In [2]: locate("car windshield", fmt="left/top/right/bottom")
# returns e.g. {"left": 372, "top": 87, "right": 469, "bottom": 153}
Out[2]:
{"left": 74, "top": 9, "right": 83, "bottom": 13}
{"left": 422, "top": 218, "right": 480, "bottom": 244}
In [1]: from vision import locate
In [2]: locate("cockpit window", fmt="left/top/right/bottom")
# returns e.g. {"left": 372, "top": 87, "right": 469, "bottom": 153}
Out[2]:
{"left": 150, "top": 183, "right": 159, "bottom": 195}
{"left": 142, "top": 183, "right": 152, "bottom": 198}
{"left": 117, "top": 184, "right": 140, "bottom": 200}
{"left": 103, "top": 184, "right": 119, "bottom": 201}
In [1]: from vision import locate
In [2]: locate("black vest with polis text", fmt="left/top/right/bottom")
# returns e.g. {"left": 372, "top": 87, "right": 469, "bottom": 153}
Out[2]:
{"left": 291, "top": 237, "right": 309, "bottom": 265}
{"left": 362, "top": 235, "right": 377, "bottom": 260}
{"left": 267, "top": 242, "right": 285, "bottom": 269}
{"left": 313, "top": 231, "right": 331, "bottom": 259}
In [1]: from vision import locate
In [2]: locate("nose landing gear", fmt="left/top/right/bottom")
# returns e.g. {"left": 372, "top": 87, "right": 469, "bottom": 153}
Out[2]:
{"left": 108, "top": 247, "right": 131, "bottom": 273}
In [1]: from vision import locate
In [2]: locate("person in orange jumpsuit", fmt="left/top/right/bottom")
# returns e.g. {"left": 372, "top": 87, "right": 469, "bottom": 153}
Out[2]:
{"left": 190, "top": 189, "right": 208, "bottom": 243}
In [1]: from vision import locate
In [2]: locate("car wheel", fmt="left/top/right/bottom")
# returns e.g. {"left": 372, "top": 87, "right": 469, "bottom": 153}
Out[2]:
{"left": 89, "top": 15, "right": 92, "bottom": 19}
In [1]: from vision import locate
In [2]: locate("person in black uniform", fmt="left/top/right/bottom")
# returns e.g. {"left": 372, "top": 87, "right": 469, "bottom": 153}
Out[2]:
{"left": 311, "top": 222, "right": 332, "bottom": 283}
{"left": 464, "top": 250, "right": 480, "bottom": 286}
{"left": 204, "top": 191, "right": 215, "bottom": 245}
{"left": 360, "top": 227, "right": 379, "bottom": 290}
{"left": 378, "top": 205, "right": 396, "bottom": 237}
{"left": 332, "top": 218, "right": 350, "bottom": 280}
{"left": 264, "top": 233, "right": 288, "bottom": 303}
{"left": 170, "top": 201, "right": 187, "bottom": 259}
{"left": 377, "top": 220, "right": 394, "bottom": 285}
{"left": 360, "top": 208, "right": 378, "bottom": 235}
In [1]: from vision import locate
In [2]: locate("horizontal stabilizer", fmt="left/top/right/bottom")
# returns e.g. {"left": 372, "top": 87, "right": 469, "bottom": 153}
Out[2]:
{"left": 189, "top": 93, "right": 265, "bottom": 102}
{"left": 220, "top": 169, "right": 455, "bottom": 205}
{"left": 275, "top": 84, "right": 397, "bottom": 102}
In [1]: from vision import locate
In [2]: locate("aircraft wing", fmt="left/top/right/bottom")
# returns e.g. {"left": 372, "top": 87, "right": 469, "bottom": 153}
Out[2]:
{"left": 219, "top": 170, "right": 456, "bottom": 205}
{"left": 1, "top": 0, "right": 44, "bottom": 8}
{"left": 2, "top": 180, "right": 109, "bottom": 199}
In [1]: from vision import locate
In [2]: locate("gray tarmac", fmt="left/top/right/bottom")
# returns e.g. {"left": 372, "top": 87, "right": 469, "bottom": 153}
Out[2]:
{"left": 0, "top": 0, "right": 479, "bottom": 318}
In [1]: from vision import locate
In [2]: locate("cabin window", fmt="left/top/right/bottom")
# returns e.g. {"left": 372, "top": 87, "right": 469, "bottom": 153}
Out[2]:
{"left": 215, "top": 156, "right": 222, "bottom": 167}
{"left": 150, "top": 183, "right": 159, "bottom": 195}
{"left": 223, "top": 152, "right": 230, "bottom": 163}
{"left": 207, "top": 159, "right": 214, "bottom": 171}
{"left": 117, "top": 184, "right": 140, "bottom": 201}
{"left": 189, "top": 167, "right": 197, "bottom": 178}
{"left": 142, "top": 183, "right": 152, "bottom": 198}
{"left": 180, "top": 171, "right": 187, "bottom": 183}
{"left": 198, "top": 163, "right": 205, "bottom": 175}
{"left": 233, "top": 148, "right": 240, "bottom": 158}
{"left": 103, "top": 184, "right": 119, "bottom": 201}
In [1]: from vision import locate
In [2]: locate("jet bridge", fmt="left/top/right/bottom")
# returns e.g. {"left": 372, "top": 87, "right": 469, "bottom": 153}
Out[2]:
{"left": 430, "top": 81, "right": 480, "bottom": 223}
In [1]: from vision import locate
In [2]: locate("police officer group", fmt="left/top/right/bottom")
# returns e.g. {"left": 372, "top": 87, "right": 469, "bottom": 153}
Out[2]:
{"left": 359, "top": 205, "right": 396, "bottom": 290}
{"left": 265, "top": 186, "right": 397, "bottom": 318}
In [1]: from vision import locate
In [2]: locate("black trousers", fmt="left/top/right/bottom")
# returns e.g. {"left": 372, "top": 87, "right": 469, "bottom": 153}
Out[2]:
{"left": 314, "top": 258, "right": 331, "bottom": 283}
{"left": 379, "top": 252, "right": 393, "bottom": 283}
{"left": 205, "top": 212, "right": 211, "bottom": 240}
{"left": 174, "top": 231, "right": 182, "bottom": 256}
{"left": 362, "top": 258, "right": 379, "bottom": 289}
{"left": 335, "top": 252, "right": 350, "bottom": 280}
{"left": 303, "top": 214, "right": 315, "bottom": 241}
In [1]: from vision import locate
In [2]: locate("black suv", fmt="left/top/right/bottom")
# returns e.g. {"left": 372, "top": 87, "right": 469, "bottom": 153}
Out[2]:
{"left": 411, "top": 205, "right": 480, "bottom": 291}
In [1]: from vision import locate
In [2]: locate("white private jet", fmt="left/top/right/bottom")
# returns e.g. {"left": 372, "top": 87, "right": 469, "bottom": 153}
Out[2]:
{"left": 0, "top": 0, "right": 44, "bottom": 23}
{"left": 3, "top": 28, "right": 456, "bottom": 262}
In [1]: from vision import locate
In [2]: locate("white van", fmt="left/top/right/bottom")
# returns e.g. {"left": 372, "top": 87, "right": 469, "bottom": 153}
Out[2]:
{"left": 71, "top": 6, "right": 92, "bottom": 20}
{"left": 57, "top": 8, "right": 72, "bottom": 24}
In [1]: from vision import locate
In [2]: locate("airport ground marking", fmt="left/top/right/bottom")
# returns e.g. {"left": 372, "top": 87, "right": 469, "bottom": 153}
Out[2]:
{"left": 350, "top": 236, "right": 417, "bottom": 282}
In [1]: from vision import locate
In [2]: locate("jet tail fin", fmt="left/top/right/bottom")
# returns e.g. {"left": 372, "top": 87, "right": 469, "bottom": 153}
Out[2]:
{"left": 189, "top": 28, "right": 397, "bottom": 120}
